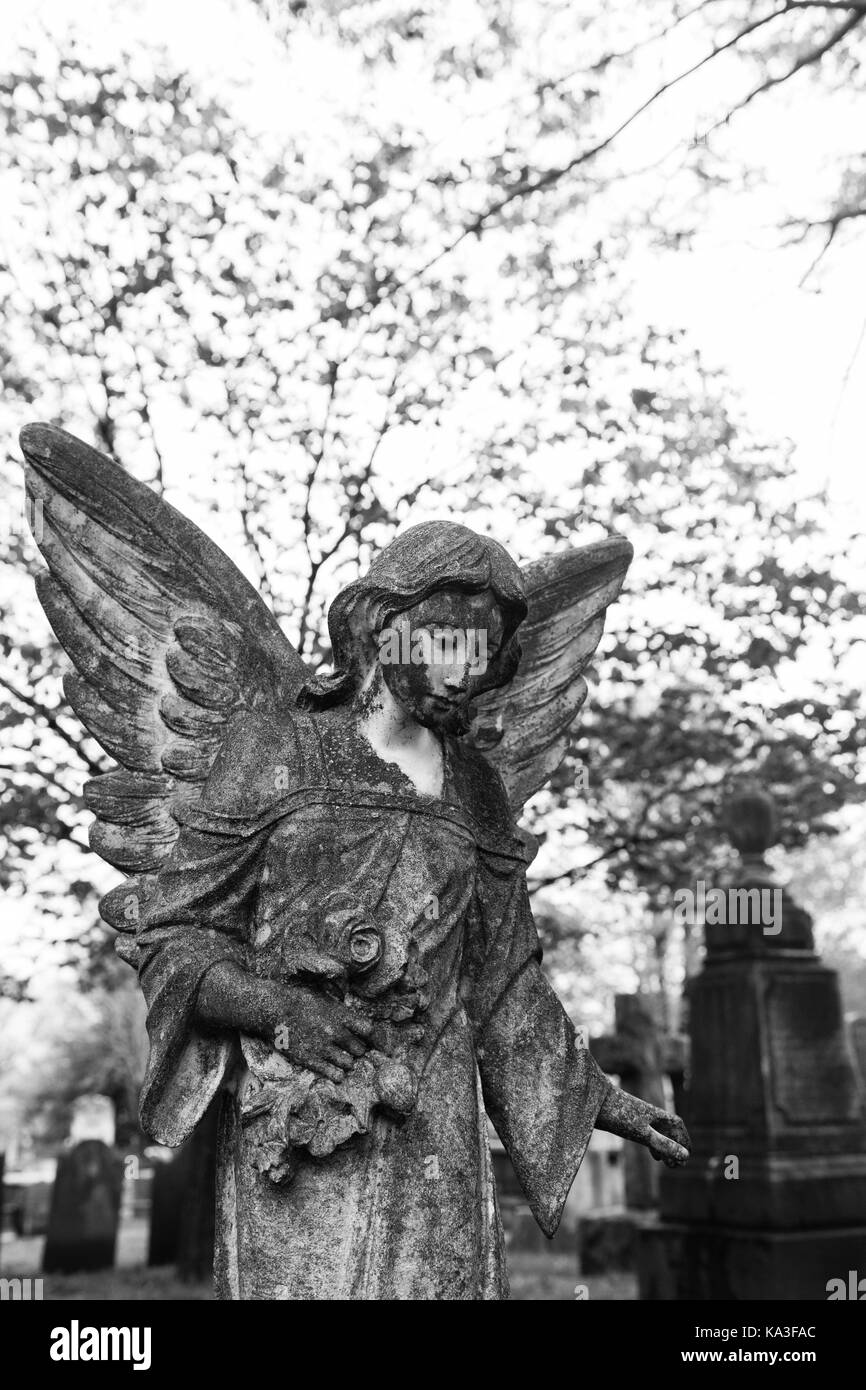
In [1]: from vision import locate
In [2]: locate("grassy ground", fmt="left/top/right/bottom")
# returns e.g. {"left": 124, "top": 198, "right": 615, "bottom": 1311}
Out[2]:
{"left": 5, "top": 1256, "right": 636, "bottom": 1301}
{"left": 508, "top": 1255, "right": 636, "bottom": 1301}
{"left": 2, "top": 1219, "right": 637, "bottom": 1300}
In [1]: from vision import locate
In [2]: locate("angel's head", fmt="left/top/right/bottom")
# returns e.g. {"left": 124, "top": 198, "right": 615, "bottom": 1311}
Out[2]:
{"left": 300, "top": 521, "right": 527, "bottom": 735}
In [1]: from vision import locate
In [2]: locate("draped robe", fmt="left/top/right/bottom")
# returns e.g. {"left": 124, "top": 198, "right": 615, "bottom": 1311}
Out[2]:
{"left": 136, "top": 708, "right": 610, "bottom": 1299}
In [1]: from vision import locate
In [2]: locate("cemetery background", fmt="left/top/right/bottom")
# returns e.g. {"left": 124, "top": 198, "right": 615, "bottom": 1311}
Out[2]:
{"left": 0, "top": 0, "right": 865, "bottom": 1300}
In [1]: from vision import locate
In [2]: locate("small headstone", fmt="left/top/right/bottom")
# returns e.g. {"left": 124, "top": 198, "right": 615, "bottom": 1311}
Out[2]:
{"left": 69, "top": 1094, "right": 116, "bottom": 1147}
{"left": 43, "top": 1140, "right": 123, "bottom": 1273}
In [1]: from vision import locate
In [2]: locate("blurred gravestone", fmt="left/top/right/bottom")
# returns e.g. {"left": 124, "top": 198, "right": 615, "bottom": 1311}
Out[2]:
{"left": 581, "top": 993, "right": 686, "bottom": 1273}
{"left": 638, "top": 790, "right": 866, "bottom": 1300}
{"left": 43, "top": 1140, "right": 123, "bottom": 1273}
{"left": 69, "top": 1094, "right": 116, "bottom": 1148}
{"left": 592, "top": 993, "right": 685, "bottom": 1210}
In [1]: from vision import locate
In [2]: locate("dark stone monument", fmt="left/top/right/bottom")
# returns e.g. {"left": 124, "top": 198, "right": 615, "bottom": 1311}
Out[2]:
{"left": 638, "top": 789, "right": 866, "bottom": 1300}
{"left": 43, "top": 1140, "right": 123, "bottom": 1274}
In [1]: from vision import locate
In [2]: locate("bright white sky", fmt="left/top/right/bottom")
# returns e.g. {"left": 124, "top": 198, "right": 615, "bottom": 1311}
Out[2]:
{"left": 621, "top": 25, "right": 866, "bottom": 527}
{"left": 7, "top": 0, "right": 862, "bottom": 527}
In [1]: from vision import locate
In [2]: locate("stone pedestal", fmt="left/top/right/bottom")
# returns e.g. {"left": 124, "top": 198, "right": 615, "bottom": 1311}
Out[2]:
{"left": 638, "top": 790, "right": 866, "bottom": 1301}
{"left": 638, "top": 1218, "right": 866, "bottom": 1301}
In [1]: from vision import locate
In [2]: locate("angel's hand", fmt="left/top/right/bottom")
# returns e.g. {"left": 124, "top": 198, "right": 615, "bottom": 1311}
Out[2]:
{"left": 267, "top": 982, "right": 376, "bottom": 1085}
{"left": 196, "top": 965, "right": 376, "bottom": 1084}
{"left": 645, "top": 1109, "right": 691, "bottom": 1167}
{"left": 595, "top": 1086, "right": 690, "bottom": 1168}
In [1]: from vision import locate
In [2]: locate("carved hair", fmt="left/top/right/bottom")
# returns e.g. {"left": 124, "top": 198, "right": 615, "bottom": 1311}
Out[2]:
{"left": 298, "top": 521, "right": 527, "bottom": 710}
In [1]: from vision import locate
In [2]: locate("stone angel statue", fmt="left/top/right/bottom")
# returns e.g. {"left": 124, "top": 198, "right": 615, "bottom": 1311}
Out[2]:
{"left": 21, "top": 423, "right": 689, "bottom": 1300}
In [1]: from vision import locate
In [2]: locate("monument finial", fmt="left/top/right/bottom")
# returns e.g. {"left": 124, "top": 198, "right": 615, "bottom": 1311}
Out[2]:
{"left": 723, "top": 784, "right": 777, "bottom": 858}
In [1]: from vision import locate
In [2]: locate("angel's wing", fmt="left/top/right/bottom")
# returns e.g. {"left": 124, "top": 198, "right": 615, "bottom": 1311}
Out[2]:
{"left": 468, "top": 536, "right": 633, "bottom": 814}
{"left": 20, "top": 423, "right": 310, "bottom": 965}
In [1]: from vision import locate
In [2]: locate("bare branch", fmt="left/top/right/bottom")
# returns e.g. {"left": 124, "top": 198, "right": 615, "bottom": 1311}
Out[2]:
{"left": 0, "top": 673, "right": 104, "bottom": 776}
{"left": 297, "top": 363, "right": 400, "bottom": 659}
{"left": 296, "top": 361, "right": 341, "bottom": 654}
{"left": 696, "top": 7, "right": 865, "bottom": 142}
{"left": 235, "top": 447, "right": 277, "bottom": 608}
{"left": 408, "top": 3, "right": 798, "bottom": 285}
{"left": 134, "top": 346, "right": 166, "bottom": 495}
{"left": 792, "top": 204, "right": 866, "bottom": 283}
{"left": 528, "top": 841, "right": 631, "bottom": 891}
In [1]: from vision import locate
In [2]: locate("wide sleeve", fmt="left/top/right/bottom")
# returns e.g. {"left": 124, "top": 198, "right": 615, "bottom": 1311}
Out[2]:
{"left": 464, "top": 850, "right": 611, "bottom": 1238}
{"left": 136, "top": 712, "right": 291, "bottom": 1145}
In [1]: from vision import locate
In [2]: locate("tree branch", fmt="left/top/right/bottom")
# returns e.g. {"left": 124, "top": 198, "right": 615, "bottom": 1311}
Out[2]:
{"left": 0, "top": 673, "right": 103, "bottom": 775}
{"left": 134, "top": 346, "right": 166, "bottom": 495}
{"left": 406, "top": 3, "right": 798, "bottom": 286}
{"left": 696, "top": 7, "right": 865, "bottom": 142}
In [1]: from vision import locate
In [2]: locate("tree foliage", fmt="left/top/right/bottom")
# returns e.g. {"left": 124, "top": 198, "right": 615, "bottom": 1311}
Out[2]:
{"left": 0, "top": 1, "right": 862, "bottom": 1000}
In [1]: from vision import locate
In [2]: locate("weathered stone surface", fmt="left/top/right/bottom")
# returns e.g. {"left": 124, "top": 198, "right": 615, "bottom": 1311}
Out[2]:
{"left": 43, "top": 1140, "right": 123, "bottom": 1274}
{"left": 22, "top": 423, "right": 691, "bottom": 1300}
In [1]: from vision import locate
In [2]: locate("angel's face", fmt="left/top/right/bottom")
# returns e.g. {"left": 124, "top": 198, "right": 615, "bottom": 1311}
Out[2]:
{"left": 377, "top": 588, "right": 505, "bottom": 736}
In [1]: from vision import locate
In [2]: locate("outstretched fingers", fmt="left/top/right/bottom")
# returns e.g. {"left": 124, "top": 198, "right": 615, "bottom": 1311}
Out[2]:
{"left": 647, "top": 1114, "right": 691, "bottom": 1167}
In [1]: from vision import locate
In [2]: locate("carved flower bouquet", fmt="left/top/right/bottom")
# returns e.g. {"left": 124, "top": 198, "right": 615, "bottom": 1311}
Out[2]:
{"left": 240, "top": 892, "right": 428, "bottom": 1184}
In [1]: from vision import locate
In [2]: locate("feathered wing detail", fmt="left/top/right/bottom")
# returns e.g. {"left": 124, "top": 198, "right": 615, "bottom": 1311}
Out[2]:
{"left": 21, "top": 423, "right": 311, "bottom": 965}
{"left": 468, "top": 536, "right": 633, "bottom": 814}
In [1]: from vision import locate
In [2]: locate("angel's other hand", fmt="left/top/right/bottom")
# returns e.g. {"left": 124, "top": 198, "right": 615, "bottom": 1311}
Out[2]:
{"left": 596, "top": 1086, "right": 690, "bottom": 1167}
{"left": 646, "top": 1110, "right": 691, "bottom": 1168}
{"left": 268, "top": 983, "right": 375, "bottom": 1085}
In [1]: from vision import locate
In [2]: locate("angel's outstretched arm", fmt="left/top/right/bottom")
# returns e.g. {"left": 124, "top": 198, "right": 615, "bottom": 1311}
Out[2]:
{"left": 463, "top": 846, "right": 610, "bottom": 1236}
{"left": 461, "top": 745, "right": 689, "bottom": 1234}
